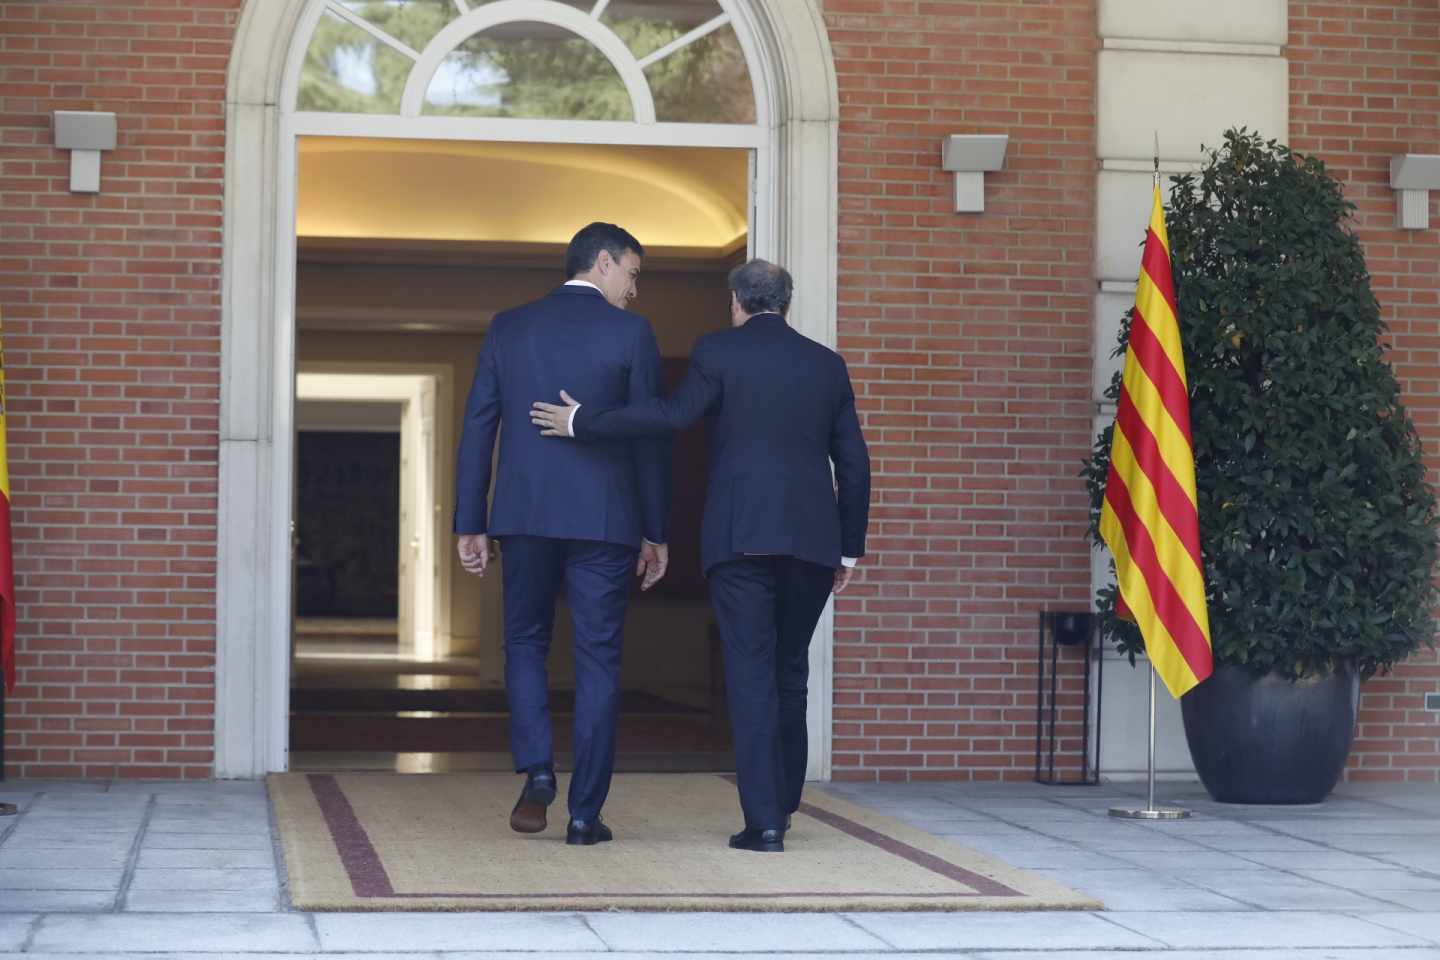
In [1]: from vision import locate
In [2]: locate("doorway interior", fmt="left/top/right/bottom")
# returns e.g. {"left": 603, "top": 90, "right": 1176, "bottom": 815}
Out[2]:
{"left": 286, "top": 136, "right": 750, "bottom": 774}
{"left": 292, "top": 369, "right": 443, "bottom": 655}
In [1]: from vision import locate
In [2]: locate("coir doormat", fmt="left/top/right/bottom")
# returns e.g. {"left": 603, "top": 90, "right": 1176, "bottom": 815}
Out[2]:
{"left": 268, "top": 772, "right": 1100, "bottom": 912}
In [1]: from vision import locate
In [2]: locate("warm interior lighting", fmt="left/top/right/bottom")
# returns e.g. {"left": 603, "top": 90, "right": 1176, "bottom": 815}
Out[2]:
{"left": 297, "top": 137, "right": 749, "bottom": 251}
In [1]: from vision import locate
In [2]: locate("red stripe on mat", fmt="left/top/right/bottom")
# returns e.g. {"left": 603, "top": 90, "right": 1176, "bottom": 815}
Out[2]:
{"left": 307, "top": 773, "right": 395, "bottom": 897}
{"left": 794, "top": 798, "right": 1022, "bottom": 897}
{"left": 306, "top": 773, "right": 1024, "bottom": 899}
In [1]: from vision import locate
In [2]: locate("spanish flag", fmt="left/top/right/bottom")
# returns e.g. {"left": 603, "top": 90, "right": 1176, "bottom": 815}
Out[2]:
{"left": 1099, "top": 186, "right": 1213, "bottom": 698}
{"left": 0, "top": 312, "right": 12, "bottom": 693}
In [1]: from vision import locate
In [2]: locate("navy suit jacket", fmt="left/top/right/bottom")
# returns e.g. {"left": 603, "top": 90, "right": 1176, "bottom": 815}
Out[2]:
{"left": 572, "top": 313, "right": 870, "bottom": 572}
{"left": 453, "top": 284, "right": 669, "bottom": 547}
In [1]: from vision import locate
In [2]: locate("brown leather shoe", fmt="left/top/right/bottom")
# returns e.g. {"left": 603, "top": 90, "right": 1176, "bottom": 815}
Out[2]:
{"left": 509, "top": 769, "right": 556, "bottom": 833}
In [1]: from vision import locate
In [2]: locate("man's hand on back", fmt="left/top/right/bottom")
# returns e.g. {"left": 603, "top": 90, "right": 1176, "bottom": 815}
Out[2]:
{"left": 637, "top": 540, "right": 668, "bottom": 591}
{"left": 833, "top": 565, "right": 855, "bottom": 593}
{"left": 532, "top": 390, "right": 580, "bottom": 437}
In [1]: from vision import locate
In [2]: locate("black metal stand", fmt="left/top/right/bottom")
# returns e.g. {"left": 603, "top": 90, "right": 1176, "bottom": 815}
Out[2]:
{"left": 1034, "top": 611, "right": 1102, "bottom": 785}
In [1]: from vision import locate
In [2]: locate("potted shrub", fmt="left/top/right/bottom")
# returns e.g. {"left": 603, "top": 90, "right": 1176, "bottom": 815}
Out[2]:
{"left": 1083, "top": 129, "right": 1439, "bottom": 804}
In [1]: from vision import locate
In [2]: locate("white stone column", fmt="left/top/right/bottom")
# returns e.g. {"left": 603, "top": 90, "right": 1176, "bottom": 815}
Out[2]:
{"left": 1092, "top": 0, "right": 1290, "bottom": 779}
{"left": 216, "top": 0, "right": 311, "bottom": 778}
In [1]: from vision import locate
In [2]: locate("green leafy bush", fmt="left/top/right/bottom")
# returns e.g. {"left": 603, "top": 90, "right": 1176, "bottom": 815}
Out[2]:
{"left": 1083, "top": 129, "right": 1438, "bottom": 679}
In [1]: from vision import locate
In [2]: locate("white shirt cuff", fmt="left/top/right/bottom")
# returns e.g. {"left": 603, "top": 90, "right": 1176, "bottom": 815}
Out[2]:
{"left": 841, "top": 556, "right": 857, "bottom": 568}
{"left": 566, "top": 403, "right": 580, "bottom": 436}
{"left": 643, "top": 539, "right": 664, "bottom": 547}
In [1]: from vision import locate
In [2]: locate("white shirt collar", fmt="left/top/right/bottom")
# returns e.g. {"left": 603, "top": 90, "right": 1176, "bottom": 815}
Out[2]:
{"left": 564, "top": 279, "right": 601, "bottom": 292}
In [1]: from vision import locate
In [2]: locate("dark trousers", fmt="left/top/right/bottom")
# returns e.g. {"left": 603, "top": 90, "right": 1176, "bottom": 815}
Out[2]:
{"left": 500, "top": 535, "right": 637, "bottom": 820}
{"left": 707, "top": 556, "right": 835, "bottom": 830}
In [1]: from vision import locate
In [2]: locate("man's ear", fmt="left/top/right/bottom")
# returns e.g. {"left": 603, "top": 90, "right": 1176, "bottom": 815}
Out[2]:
{"left": 595, "top": 249, "right": 614, "bottom": 275}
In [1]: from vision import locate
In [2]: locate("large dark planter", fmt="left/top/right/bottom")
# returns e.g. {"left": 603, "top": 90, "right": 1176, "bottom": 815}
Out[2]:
{"left": 1181, "top": 662, "right": 1359, "bottom": 804}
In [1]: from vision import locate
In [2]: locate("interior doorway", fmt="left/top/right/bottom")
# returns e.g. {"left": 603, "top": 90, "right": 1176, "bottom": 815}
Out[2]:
{"left": 293, "top": 370, "right": 445, "bottom": 662}
{"left": 286, "top": 136, "right": 748, "bottom": 774}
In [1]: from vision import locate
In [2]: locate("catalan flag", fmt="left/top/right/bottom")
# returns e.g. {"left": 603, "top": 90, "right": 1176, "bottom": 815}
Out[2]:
{"left": 1099, "top": 185, "right": 1213, "bottom": 699}
{"left": 0, "top": 311, "right": 12, "bottom": 693}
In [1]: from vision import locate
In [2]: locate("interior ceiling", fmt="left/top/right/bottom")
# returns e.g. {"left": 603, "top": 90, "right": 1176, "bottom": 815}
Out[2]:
{"left": 296, "top": 138, "right": 749, "bottom": 253}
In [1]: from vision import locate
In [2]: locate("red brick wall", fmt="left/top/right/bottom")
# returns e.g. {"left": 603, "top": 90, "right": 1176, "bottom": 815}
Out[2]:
{"left": 824, "top": 0, "right": 1099, "bottom": 781}
{"left": 0, "top": 0, "right": 1105, "bottom": 784}
{"left": 1290, "top": 1, "right": 1440, "bottom": 783}
{"left": 7, "top": 0, "right": 1431, "bottom": 784}
{"left": 0, "top": 2, "right": 238, "bottom": 777}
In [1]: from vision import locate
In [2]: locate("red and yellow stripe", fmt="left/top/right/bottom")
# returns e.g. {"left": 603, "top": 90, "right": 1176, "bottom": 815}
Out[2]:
{"left": 1099, "top": 186, "right": 1213, "bottom": 698}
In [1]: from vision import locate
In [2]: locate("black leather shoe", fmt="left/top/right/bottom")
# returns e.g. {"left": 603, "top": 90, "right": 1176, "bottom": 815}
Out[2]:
{"left": 509, "top": 768, "right": 557, "bottom": 834}
{"left": 729, "top": 826, "right": 784, "bottom": 853}
{"left": 566, "top": 816, "right": 613, "bottom": 845}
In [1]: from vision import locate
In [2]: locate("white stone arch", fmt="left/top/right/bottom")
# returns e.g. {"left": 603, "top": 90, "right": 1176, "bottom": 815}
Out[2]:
{"left": 217, "top": 0, "right": 840, "bottom": 778}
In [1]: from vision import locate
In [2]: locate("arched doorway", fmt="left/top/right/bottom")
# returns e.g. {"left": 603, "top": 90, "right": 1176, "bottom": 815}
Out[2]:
{"left": 216, "top": 0, "right": 840, "bottom": 778}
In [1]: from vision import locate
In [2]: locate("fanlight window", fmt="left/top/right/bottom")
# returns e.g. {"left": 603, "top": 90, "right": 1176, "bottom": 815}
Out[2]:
{"left": 297, "top": 0, "right": 757, "bottom": 124}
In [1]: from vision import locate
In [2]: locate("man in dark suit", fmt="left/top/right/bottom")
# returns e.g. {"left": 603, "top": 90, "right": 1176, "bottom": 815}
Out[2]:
{"left": 530, "top": 259, "right": 871, "bottom": 853}
{"left": 454, "top": 222, "right": 670, "bottom": 846}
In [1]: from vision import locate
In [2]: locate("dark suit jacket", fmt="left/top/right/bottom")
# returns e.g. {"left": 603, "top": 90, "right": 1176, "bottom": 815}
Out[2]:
{"left": 572, "top": 313, "right": 870, "bottom": 572}
{"left": 453, "top": 284, "right": 669, "bottom": 547}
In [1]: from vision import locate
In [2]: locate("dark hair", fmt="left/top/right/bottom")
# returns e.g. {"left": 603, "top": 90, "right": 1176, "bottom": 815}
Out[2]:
{"left": 728, "top": 258, "right": 793, "bottom": 316}
{"left": 565, "top": 222, "right": 644, "bottom": 279}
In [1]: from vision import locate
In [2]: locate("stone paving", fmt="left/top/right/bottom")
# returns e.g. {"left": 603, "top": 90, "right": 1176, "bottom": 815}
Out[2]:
{"left": 0, "top": 776, "right": 1437, "bottom": 957}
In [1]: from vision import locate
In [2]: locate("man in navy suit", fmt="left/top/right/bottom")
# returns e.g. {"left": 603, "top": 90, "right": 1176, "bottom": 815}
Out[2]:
{"left": 531, "top": 259, "right": 871, "bottom": 853}
{"left": 454, "top": 222, "right": 670, "bottom": 846}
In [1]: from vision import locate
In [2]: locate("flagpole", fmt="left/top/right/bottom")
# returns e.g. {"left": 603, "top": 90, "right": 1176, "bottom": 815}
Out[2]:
{"left": 1108, "top": 134, "right": 1191, "bottom": 822}
{"left": 1147, "top": 666, "right": 1157, "bottom": 811}
{"left": 1109, "top": 666, "right": 1189, "bottom": 819}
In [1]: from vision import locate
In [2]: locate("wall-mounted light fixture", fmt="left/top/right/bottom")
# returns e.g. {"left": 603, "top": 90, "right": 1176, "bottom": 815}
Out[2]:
{"left": 1390, "top": 154, "right": 1440, "bottom": 230}
{"left": 53, "top": 111, "right": 117, "bottom": 194}
{"left": 941, "top": 134, "right": 1009, "bottom": 213}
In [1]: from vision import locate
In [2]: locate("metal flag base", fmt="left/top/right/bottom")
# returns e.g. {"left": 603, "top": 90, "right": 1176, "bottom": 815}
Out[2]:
{"left": 1108, "top": 666, "right": 1191, "bottom": 820}
{"left": 1109, "top": 804, "right": 1190, "bottom": 820}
